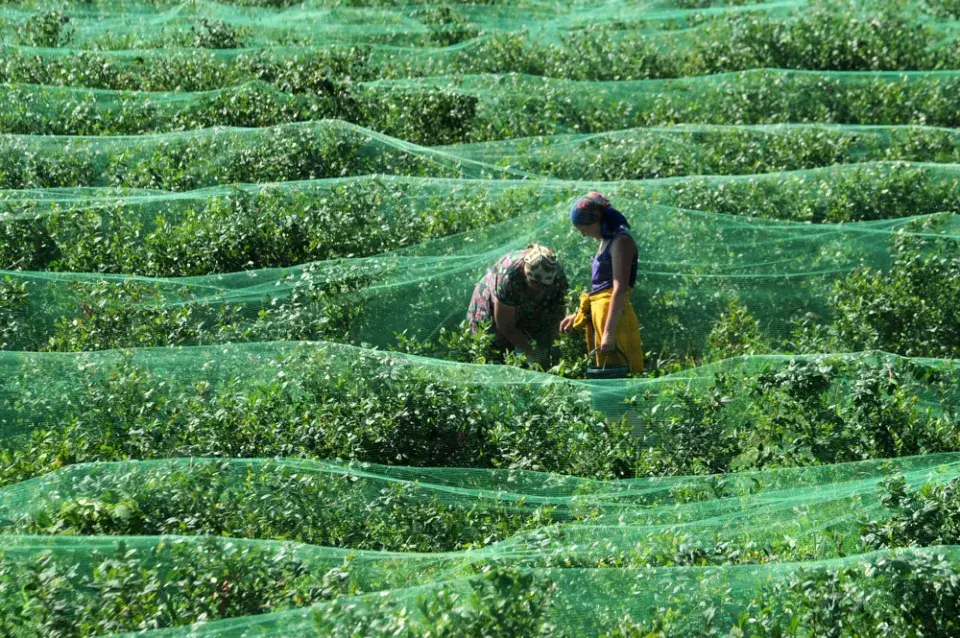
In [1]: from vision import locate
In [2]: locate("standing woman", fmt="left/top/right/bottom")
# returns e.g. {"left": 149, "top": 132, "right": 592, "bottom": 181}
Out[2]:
{"left": 560, "top": 192, "right": 644, "bottom": 374}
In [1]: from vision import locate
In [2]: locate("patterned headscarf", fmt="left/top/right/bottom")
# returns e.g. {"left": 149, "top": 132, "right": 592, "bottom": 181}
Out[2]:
{"left": 523, "top": 244, "right": 560, "bottom": 286}
{"left": 570, "top": 191, "right": 631, "bottom": 239}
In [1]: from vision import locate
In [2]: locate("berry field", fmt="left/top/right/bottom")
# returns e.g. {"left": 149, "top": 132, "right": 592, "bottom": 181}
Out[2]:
{"left": 1, "top": 0, "right": 960, "bottom": 635}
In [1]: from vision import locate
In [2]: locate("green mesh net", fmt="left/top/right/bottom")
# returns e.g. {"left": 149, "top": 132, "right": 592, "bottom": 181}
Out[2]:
{"left": 3, "top": 176, "right": 959, "bottom": 361}
{"left": 2, "top": 0, "right": 960, "bottom": 635}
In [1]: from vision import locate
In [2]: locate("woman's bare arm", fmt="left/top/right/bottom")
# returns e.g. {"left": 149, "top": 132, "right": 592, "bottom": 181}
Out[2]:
{"left": 494, "top": 297, "right": 533, "bottom": 354}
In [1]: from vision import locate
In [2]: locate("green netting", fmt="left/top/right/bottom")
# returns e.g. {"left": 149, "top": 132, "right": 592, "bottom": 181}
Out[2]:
{"left": 2, "top": 120, "right": 960, "bottom": 191}
{"left": 0, "top": 0, "right": 803, "bottom": 51}
{"left": 0, "top": 454, "right": 957, "bottom": 635}
{"left": 2, "top": 186, "right": 958, "bottom": 361}
{"left": 0, "top": 343, "right": 958, "bottom": 478}
{"left": 3, "top": 162, "right": 957, "bottom": 273}
{"left": 0, "top": 532, "right": 955, "bottom": 637}
{"left": 1, "top": 0, "right": 960, "bottom": 635}
{"left": 0, "top": 0, "right": 957, "bottom": 70}
{"left": 3, "top": 70, "right": 960, "bottom": 139}
{"left": 1, "top": 453, "right": 959, "bottom": 570}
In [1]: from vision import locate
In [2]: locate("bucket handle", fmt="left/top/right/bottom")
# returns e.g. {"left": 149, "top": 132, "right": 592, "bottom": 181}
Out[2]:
{"left": 588, "top": 346, "right": 630, "bottom": 370}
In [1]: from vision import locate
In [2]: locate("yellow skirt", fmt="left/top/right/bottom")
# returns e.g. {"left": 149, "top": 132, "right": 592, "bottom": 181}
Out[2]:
{"left": 572, "top": 288, "right": 644, "bottom": 374}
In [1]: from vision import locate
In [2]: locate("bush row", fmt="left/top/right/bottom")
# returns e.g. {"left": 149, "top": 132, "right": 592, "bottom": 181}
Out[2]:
{"left": 5, "top": 164, "right": 954, "bottom": 276}
{"left": 5, "top": 2, "right": 960, "bottom": 78}
{"left": 395, "top": 216, "right": 960, "bottom": 366}
{"left": 74, "top": 9, "right": 478, "bottom": 49}
{"left": 0, "top": 344, "right": 639, "bottom": 481}
{"left": 432, "top": 2, "right": 960, "bottom": 81}
{"left": 634, "top": 215, "right": 960, "bottom": 364}
{"left": 3, "top": 461, "right": 555, "bottom": 553}
{"left": 0, "top": 80, "right": 481, "bottom": 145}
{"left": 8, "top": 12, "right": 258, "bottom": 49}
{"left": 0, "top": 537, "right": 359, "bottom": 636}
{"left": 1, "top": 542, "right": 958, "bottom": 637}
{"left": 0, "top": 346, "right": 956, "bottom": 485}
{"left": 5, "top": 72, "right": 960, "bottom": 140}
{"left": 1, "top": 122, "right": 958, "bottom": 192}
{"left": 467, "top": 125, "right": 960, "bottom": 180}
{"left": 651, "top": 163, "right": 960, "bottom": 223}
{"left": 0, "top": 46, "right": 371, "bottom": 93}
{"left": 1, "top": 539, "right": 956, "bottom": 637}
{"left": 791, "top": 221, "right": 960, "bottom": 359}
{"left": 5, "top": 455, "right": 960, "bottom": 562}
{"left": 0, "top": 180, "right": 545, "bottom": 274}
{"left": 1, "top": 215, "right": 958, "bottom": 362}
{"left": 0, "top": 122, "right": 481, "bottom": 193}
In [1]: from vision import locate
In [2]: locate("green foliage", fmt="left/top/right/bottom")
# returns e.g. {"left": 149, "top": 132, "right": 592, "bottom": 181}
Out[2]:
{"left": 6, "top": 59, "right": 960, "bottom": 141}
{"left": 925, "top": 0, "right": 960, "bottom": 18}
{"left": 446, "top": 3, "right": 954, "bottom": 81}
{"left": 313, "top": 553, "right": 960, "bottom": 637}
{"left": 663, "top": 164, "right": 960, "bottom": 223}
{"left": 313, "top": 568, "right": 555, "bottom": 637}
{"left": 105, "top": 125, "right": 368, "bottom": 191}
{"left": 793, "top": 216, "right": 960, "bottom": 358}
{"left": 17, "top": 10, "right": 73, "bottom": 47}
{"left": 0, "top": 1, "right": 959, "bottom": 633}
{"left": 3, "top": 121, "right": 954, "bottom": 190}
{"left": 861, "top": 474, "right": 960, "bottom": 550}
{"left": 361, "top": 87, "right": 478, "bottom": 145}
{"left": 0, "top": 47, "right": 372, "bottom": 93}
{"left": 40, "top": 280, "right": 245, "bottom": 353}
{"left": 2, "top": 188, "right": 959, "bottom": 372}
{"left": 0, "top": 539, "right": 355, "bottom": 635}
{"left": 410, "top": 6, "right": 480, "bottom": 46}
{"left": 0, "top": 276, "right": 32, "bottom": 350}
{"left": 188, "top": 18, "right": 249, "bottom": 49}
{"left": 5, "top": 461, "right": 557, "bottom": 552}
{"left": 0, "top": 265, "right": 376, "bottom": 352}
{"left": 1, "top": 351, "right": 956, "bottom": 490}
{"left": 706, "top": 297, "right": 769, "bottom": 360}
{"left": 630, "top": 357, "right": 960, "bottom": 475}
{"left": 0, "top": 346, "right": 642, "bottom": 484}
{"left": 1, "top": 3, "right": 957, "bottom": 91}
{"left": 393, "top": 321, "right": 589, "bottom": 378}
{"left": 742, "top": 552, "right": 960, "bottom": 637}
{"left": 394, "top": 321, "right": 502, "bottom": 365}
{"left": 498, "top": 126, "right": 960, "bottom": 181}
{"left": 415, "top": 568, "right": 555, "bottom": 637}
{"left": 0, "top": 211, "right": 60, "bottom": 271}
{"left": 689, "top": 1, "right": 935, "bottom": 73}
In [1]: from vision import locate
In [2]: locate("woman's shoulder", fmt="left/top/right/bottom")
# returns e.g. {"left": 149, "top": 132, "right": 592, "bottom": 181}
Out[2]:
{"left": 611, "top": 229, "right": 637, "bottom": 248}
{"left": 496, "top": 251, "right": 526, "bottom": 275}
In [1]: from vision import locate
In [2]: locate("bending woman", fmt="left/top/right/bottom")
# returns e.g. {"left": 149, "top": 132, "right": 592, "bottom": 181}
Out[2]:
{"left": 468, "top": 244, "right": 568, "bottom": 367}
{"left": 560, "top": 192, "right": 644, "bottom": 374}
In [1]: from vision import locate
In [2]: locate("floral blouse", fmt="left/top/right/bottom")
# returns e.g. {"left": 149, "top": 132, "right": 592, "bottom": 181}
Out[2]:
{"left": 467, "top": 249, "right": 568, "bottom": 333}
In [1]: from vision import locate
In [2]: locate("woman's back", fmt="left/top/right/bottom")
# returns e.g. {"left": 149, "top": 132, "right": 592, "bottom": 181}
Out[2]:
{"left": 591, "top": 229, "right": 638, "bottom": 293}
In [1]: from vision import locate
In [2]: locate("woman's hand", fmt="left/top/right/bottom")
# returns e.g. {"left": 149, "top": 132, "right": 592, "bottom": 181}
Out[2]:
{"left": 559, "top": 313, "right": 577, "bottom": 333}
{"left": 599, "top": 332, "right": 616, "bottom": 352}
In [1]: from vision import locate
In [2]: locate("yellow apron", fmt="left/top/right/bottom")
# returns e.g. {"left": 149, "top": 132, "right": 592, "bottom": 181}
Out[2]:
{"left": 572, "top": 288, "right": 644, "bottom": 374}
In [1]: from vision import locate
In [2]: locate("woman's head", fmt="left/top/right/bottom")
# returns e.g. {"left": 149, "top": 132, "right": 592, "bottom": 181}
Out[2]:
{"left": 570, "top": 191, "right": 629, "bottom": 239}
{"left": 523, "top": 244, "right": 560, "bottom": 287}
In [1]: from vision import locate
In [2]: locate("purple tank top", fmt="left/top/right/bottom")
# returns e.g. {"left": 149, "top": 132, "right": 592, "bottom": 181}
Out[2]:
{"left": 591, "top": 229, "right": 638, "bottom": 293}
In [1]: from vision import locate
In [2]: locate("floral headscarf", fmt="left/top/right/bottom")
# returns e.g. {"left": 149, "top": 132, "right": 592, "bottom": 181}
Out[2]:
{"left": 523, "top": 244, "right": 560, "bottom": 286}
{"left": 570, "top": 191, "right": 631, "bottom": 239}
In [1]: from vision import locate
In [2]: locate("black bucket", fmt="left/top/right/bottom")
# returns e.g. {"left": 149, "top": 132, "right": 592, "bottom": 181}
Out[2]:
{"left": 586, "top": 346, "right": 631, "bottom": 380}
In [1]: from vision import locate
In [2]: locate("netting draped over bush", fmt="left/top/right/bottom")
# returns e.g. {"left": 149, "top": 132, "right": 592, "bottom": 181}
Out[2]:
{"left": 2, "top": 0, "right": 960, "bottom": 635}
{"left": 2, "top": 181, "right": 959, "bottom": 361}
{"left": 0, "top": 452, "right": 958, "bottom": 635}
